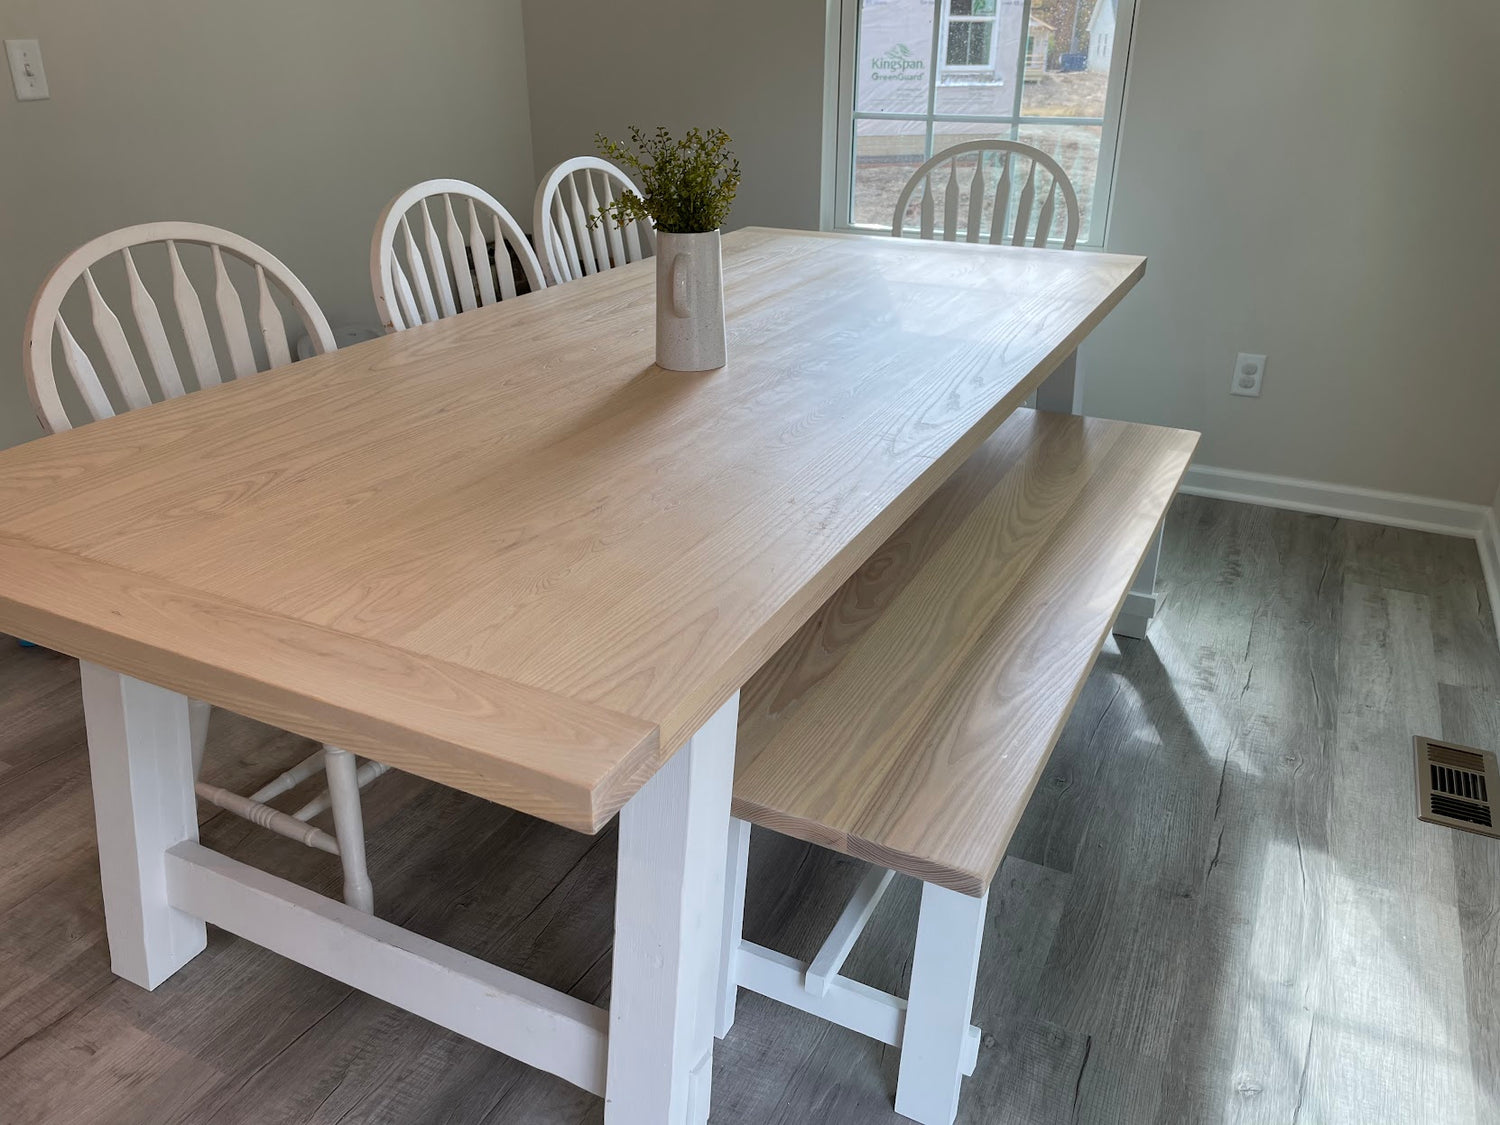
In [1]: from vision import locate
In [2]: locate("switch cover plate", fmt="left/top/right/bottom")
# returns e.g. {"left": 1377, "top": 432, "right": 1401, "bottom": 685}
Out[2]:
{"left": 6, "top": 39, "right": 49, "bottom": 101}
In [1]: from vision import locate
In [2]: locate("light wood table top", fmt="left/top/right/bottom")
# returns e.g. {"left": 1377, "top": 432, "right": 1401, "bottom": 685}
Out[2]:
{"left": 0, "top": 228, "right": 1144, "bottom": 832}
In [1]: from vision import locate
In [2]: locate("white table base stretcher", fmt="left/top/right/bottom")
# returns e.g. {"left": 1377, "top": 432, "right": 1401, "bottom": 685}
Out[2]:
{"left": 82, "top": 659, "right": 738, "bottom": 1125}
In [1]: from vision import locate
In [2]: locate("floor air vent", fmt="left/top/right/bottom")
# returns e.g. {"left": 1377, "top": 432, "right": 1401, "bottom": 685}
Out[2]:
{"left": 1414, "top": 736, "right": 1499, "bottom": 839}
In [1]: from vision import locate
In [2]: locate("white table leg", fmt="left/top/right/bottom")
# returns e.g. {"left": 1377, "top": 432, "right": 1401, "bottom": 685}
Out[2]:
{"left": 714, "top": 816, "right": 752, "bottom": 1038}
{"left": 81, "top": 661, "right": 207, "bottom": 989}
{"left": 1034, "top": 350, "right": 1081, "bottom": 415}
{"left": 1036, "top": 351, "right": 1162, "bottom": 639}
{"left": 895, "top": 881, "right": 988, "bottom": 1125}
{"left": 607, "top": 693, "right": 739, "bottom": 1125}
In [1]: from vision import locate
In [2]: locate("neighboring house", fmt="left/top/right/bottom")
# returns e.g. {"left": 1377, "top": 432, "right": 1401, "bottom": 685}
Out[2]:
{"left": 1025, "top": 18, "right": 1055, "bottom": 79}
{"left": 859, "top": 0, "right": 1059, "bottom": 116}
{"left": 1087, "top": 0, "right": 1116, "bottom": 72}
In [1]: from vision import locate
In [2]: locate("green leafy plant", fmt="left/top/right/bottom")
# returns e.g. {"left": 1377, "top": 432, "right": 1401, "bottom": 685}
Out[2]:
{"left": 592, "top": 126, "right": 741, "bottom": 235}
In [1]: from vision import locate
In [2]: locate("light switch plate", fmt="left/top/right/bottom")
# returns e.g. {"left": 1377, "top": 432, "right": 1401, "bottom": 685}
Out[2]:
{"left": 6, "top": 39, "right": 49, "bottom": 101}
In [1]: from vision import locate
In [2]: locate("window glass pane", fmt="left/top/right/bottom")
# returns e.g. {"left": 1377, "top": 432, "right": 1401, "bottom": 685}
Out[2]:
{"left": 855, "top": 0, "right": 935, "bottom": 115}
{"left": 946, "top": 22, "right": 994, "bottom": 67}
{"left": 931, "top": 0, "right": 1022, "bottom": 116}
{"left": 851, "top": 118, "right": 927, "bottom": 229}
{"left": 1017, "top": 123, "right": 1102, "bottom": 242}
{"left": 931, "top": 120, "right": 1014, "bottom": 156}
{"left": 1020, "top": 0, "right": 1110, "bottom": 116}
{"left": 846, "top": 0, "right": 1126, "bottom": 242}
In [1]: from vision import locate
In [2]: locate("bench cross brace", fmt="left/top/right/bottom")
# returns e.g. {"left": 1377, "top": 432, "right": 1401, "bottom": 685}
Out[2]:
{"left": 715, "top": 820, "right": 985, "bottom": 1124}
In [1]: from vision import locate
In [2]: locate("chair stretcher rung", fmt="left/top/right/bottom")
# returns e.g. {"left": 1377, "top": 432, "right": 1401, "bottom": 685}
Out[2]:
{"left": 195, "top": 781, "right": 340, "bottom": 854}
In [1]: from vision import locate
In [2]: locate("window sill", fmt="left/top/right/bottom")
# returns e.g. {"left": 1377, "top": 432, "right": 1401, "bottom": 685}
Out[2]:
{"left": 830, "top": 222, "right": 1104, "bottom": 252}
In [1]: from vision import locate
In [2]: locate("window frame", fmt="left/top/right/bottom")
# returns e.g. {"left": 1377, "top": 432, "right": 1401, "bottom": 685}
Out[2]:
{"left": 827, "top": 0, "right": 1138, "bottom": 248}
{"left": 940, "top": 0, "right": 1001, "bottom": 74}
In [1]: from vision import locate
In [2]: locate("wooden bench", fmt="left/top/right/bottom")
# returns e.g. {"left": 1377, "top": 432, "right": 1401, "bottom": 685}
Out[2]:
{"left": 714, "top": 407, "right": 1199, "bottom": 1124}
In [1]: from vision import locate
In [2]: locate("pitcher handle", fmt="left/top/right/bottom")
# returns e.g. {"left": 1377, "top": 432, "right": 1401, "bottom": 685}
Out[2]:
{"left": 669, "top": 253, "right": 692, "bottom": 319}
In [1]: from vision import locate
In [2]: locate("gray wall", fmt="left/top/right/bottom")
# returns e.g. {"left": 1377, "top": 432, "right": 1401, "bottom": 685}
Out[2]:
{"left": 522, "top": 0, "right": 829, "bottom": 233}
{"left": 7, "top": 0, "right": 1497, "bottom": 506}
{"left": 525, "top": 0, "right": 1500, "bottom": 506}
{"left": 0, "top": 0, "right": 535, "bottom": 449}
{"left": 1082, "top": 0, "right": 1500, "bottom": 504}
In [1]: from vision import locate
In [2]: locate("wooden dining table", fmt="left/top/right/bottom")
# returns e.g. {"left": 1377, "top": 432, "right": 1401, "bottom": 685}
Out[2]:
{"left": 0, "top": 227, "right": 1144, "bottom": 1123}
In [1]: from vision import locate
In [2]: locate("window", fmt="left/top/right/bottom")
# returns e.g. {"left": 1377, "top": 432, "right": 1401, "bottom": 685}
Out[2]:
{"left": 944, "top": 0, "right": 998, "bottom": 71}
{"left": 833, "top": 0, "right": 1136, "bottom": 246}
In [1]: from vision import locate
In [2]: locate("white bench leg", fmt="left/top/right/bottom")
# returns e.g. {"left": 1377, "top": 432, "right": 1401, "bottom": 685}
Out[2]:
{"left": 81, "top": 662, "right": 208, "bottom": 990}
{"left": 607, "top": 693, "right": 738, "bottom": 1125}
{"left": 1035, "top": 351, "right": 1163, "bottom": 639}
{"left": 323, "top": 746, "right": 375, "bottom": 914}
{"left": 895, "top": 882, "right": 988, "bottom": 1125}
{"left": 715, "top": 816, "right": 752, "bottom": 1038}
{"left": 1113, "top": 519, "right": 1163, "bottom": 640}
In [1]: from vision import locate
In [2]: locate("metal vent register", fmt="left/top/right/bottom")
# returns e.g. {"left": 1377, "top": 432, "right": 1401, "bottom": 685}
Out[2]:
{"left": 1414, "top": 736, "right": 1499, "bottom": 839}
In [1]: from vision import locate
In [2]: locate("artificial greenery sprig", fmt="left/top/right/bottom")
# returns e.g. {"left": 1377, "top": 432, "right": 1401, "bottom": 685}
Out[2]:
{"left": 592, "top": 126, "right": 741, "bottom": 235}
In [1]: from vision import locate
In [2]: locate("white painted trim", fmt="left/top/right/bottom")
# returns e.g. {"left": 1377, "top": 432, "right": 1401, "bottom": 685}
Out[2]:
{"left": 715, "top": 817, "right": 752, "bottom": 1038}
{"left": 736, "top": 941, "right": 981, "bottom": 1074}
{"left": 82, "top": 664, "right": 206, "bottom": 989}
{"left": 740, "top": 940, "right": 905, "bottom": 1046}
{"left": 895, "top": 882, "right": 989, "bottom": 1124}
{"left": 1179, "top": 465, "right": 1490, "bottom": 539}
{"left": 1479, "top": 504, "right": 1500, "bottom": 645}
{"left": 607, "top": 692, "right": 739, "bottom": 1125}
{"left": 819, "top": 0, "right": 848, "bottom": 232}
{"left": 1092, "top": 0, "right": 1141, "bottom": 248}
{"left": 805, "top": 866, "right": 894, "bottom": 997}
{"left": 166, "top": 842, "right": 611, "bottom": 1095}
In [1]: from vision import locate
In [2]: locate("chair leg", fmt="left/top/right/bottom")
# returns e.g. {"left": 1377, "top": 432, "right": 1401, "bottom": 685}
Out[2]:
{"left": 187, "top": 698, "right": 212, "bottom": 780}
{"left": 895, "top": 882, "right": 989, "bottom": 1125}
{"left": 323, "top": 745, "right": 374, "bottom": 914}
{"left": 715, "top": 817, "right": 752, "bottom": 1038}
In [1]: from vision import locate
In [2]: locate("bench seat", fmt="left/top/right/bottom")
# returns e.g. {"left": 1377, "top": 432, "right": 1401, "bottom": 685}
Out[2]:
{"left": 733, "top": 407, "right": 1199, "bottom": 894}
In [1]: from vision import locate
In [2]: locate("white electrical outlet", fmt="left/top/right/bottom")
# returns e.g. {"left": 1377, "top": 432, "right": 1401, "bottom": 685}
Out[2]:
{"left": 1231, "top": 352, "right": 1266, "bottom": 397}
{"left": 6, "top": 39, "right": 48, "bottom": 101}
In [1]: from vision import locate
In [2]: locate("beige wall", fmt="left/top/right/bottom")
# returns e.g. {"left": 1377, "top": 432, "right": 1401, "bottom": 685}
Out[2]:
{"left": 525, "top": 0, "right": 1500, "bottom": 506}
{"left": 1081, "top": 0, "right": 1500, "bottom": 504}
{"left": 521, "top": 0, "right": 829, "bottom": 233}
{"left": 8, "top": 0, "right": 1497, "bottom": 505}
{"left": 0, "top": 0, "right": 535, "bottom": 450}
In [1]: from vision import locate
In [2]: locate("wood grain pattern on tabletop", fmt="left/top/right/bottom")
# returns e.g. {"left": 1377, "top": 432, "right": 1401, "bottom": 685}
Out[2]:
{"left": 0, "top": 228, "right": 1145, "bottom": 831}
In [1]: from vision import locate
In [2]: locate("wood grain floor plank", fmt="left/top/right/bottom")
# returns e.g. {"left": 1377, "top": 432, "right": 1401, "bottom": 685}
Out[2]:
{"left": 1437, "top": 683, "right": 1500, "bottom": 1123}
{"left": 1329, "top": 584, "right": 1455, "bottom": 901}
{"left": 2, "top": 498, "right": 1498, "bottom": 1124}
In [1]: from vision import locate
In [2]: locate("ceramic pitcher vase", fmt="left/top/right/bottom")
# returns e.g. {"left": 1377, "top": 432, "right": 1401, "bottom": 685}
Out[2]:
{"left": 655, "top": 230, "right": 727, "bottom": 371}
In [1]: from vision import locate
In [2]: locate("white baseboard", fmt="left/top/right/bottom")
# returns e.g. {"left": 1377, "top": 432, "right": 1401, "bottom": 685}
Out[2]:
{"left": 1180, "top": 464, "right": 1500, "bottom": 645}
{"left": 1179, "top": 465, "right": 1489, "bottom": 538}
{"left": 1480, "top": 507, "right": 1500, "bottom": 645}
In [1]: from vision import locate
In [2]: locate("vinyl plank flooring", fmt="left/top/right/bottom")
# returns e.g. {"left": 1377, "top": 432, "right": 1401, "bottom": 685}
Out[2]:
{"left": 1437, "top": 683, "right": 1500, "bottom": 1123}
{"left": 1329, "top": 583, "right": 1455, "bottom": 901}
{"left": 1151, "top": 502, "right": 1342, "bottom": 1125}
{"left": 1301, "top": 876, "right": 1478, "bottom": 1124}
{"left": 1, "top": 495, "right": 1499, "bottom": 1125}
